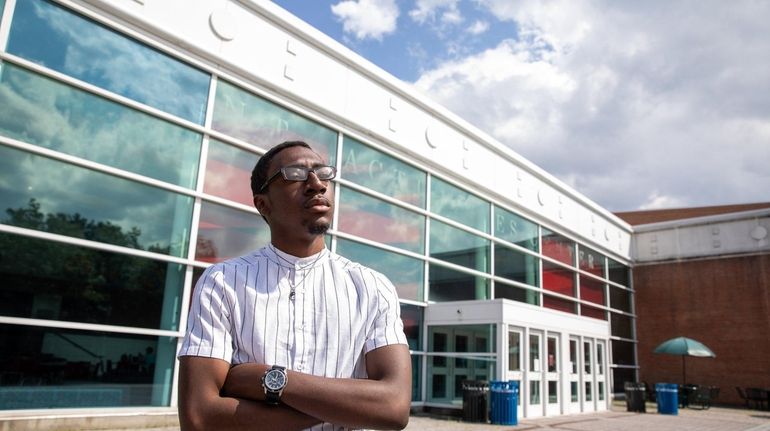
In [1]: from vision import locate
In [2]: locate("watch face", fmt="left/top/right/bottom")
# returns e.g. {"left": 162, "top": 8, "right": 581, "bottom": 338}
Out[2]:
{"left": 264, "top": 369, "right": 286, "bottom": 391}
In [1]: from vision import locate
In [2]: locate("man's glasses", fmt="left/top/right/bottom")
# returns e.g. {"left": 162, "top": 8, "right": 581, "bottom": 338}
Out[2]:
{"left": 259, "top": 165, "right": 337, "bottom": 193}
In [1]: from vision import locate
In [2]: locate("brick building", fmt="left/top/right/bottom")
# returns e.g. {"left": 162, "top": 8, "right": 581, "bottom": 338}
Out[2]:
{"left": 616, "top": 203, "right": 770, "bottom": 406}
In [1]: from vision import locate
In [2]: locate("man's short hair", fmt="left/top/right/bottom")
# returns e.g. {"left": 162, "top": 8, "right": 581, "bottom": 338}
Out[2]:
{"left": 250, "top": 141, "right": 312, "bottom": 196}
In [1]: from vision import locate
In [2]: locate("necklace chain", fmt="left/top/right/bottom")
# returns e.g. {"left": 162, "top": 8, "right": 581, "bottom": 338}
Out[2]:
{"left": 285, "top": 249, "right": 325, "bottom": 301}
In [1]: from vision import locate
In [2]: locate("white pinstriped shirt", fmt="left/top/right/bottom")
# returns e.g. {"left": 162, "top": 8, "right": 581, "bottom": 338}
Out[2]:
{"left": 178, "top": 244, "right": 408, "bottom": 431}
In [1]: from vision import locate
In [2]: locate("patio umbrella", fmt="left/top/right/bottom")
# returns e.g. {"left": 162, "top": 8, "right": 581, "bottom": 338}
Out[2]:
{"left": 653, "top": 336, "right": 716, "bottom": 384}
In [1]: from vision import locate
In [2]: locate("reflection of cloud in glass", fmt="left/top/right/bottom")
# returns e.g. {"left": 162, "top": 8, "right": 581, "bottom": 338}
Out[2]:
{"left": 336, "top": 238, "right": 424, "bottom": 302}
{"left": 338, "top": 187, "right": 424, "bottom": 253}
{"left": 212, "top": 80, "right": 337, "bottom": 163}
{"left": 196, "top": 201, "right": 270, "bottom": 263}
{"left": 204, "top": 140, "right": 258, "bottom": 207}
{"left": 0, "top": 145, "right": 193, "bottom": 256}
{"left": 430, "top": 219, "right": 489, "bottom": 272}
{"left": 494, "top": 206, "right": 538, "bottom": 250}
{"left": 341, "top": 137, "right": 426, "bottom": 207}
{"left": 7, "top": 0, "right": 209, "bottom": 124}
{"left": 0, "top": 63, "right": 201, "bottom": 188}
{"left": 431, "top": 177, "right": 489, "bottom": 233}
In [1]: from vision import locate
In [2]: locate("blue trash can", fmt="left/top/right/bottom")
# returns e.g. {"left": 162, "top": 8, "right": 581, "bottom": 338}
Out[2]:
{"left": 490, "top": 380, "right": 518, "bottom": 425}
{"left": 655, "top": 383, "right": 678, "bottom": 415}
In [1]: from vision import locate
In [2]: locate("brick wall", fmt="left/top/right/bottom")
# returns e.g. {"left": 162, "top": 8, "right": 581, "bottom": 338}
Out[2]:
{"left": 634, "top": 253, "right": 770, "bottom": 406}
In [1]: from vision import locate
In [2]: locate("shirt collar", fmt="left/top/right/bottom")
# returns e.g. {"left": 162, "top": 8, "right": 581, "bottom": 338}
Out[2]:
{"left": 266, "top": 243, "right": 329, "bottom": 268}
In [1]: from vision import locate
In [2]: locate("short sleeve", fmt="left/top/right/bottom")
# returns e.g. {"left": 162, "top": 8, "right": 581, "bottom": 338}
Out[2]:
{"left": 364, "top": 271, "right": 408, "bottom": 353}
{"left": 178, "top": 265, "right": 234, "bottom": 362}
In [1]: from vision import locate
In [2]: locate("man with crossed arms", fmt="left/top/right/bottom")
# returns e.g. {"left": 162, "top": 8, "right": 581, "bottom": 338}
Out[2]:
{"left": 177, "top": 141, "right": 411, "bottom": 430}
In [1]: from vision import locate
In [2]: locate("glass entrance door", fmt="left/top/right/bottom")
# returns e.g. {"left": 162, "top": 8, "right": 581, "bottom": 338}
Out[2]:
{"left": 545, "top": 334, "right": 561, "bottom": 415}
{"left": 528, "top": 331, "right": 543, "bottom": 417}
{"left": 568, "top": 337, "right": 581, "bottom": 412}
{"left": 582, "top": 339, "right": 595, "bottom": 412}
{"left": 427, "top": 325, "right": 495, "bottom": 406}
{"left": 507, "top": 327, "right": 523, "bottom": 418}
{"left": 596, "top": 340, "right": 607, "bottom": 409}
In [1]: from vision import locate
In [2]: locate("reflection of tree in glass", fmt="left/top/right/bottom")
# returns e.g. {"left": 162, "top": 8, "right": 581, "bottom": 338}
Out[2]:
{"left": 4, "top": 199, "right": 170, "bottom": 254}
{"left": 0, "top": 200, "right": 177, "bottom": 328}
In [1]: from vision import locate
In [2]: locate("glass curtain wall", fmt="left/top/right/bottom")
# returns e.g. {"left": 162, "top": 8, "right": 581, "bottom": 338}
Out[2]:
{"left": 0, "top": 0, "right": 635, "bottom": 410}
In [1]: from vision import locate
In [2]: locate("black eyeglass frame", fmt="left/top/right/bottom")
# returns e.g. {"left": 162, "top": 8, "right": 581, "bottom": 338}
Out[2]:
{"left": 258, "top": 165, "right": 337, "bottom": 193}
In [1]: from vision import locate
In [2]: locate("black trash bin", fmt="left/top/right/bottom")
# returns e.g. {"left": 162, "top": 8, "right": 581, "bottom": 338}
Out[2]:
{"left": 462, "top": 380, "right": 489, "bottom": 423}
{"left": 624, "top": 382, "right": 646, "bottom": 412}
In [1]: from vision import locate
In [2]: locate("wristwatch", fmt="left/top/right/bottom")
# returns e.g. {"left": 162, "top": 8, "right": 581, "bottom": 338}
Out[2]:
{"left": 261, "top": 365, "right": 288, "bottom": 405}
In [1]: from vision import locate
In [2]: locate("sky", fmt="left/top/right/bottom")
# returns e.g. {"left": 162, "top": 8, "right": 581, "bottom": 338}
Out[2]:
{"left": 271, "top": 0, "right": 770, "bottom": 212}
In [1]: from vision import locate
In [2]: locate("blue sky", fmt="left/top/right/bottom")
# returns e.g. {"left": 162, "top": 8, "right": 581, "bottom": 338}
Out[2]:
{"left": 271, "top": 0, "right": 770, "bottom": 212}
{"left": 274, "top": 0, "right": 515, "bottom": 81}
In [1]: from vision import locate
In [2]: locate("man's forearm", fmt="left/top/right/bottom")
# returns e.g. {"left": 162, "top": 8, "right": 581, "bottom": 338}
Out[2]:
{"left": 180, "top": 395, "right": 320, "bottom": 431}
{"left": 222, "top": 346, "right": 411, "bottom": 430}
{"left": 177, "top": 357, "right": 321, "bottom": 431}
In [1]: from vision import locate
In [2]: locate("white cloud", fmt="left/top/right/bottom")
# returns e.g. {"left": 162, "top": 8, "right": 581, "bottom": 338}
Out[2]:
{"left": 415, "top": 0, "right": 770, "bottom": 211}
{"left": 331, "top": 0, "right": 399, "bottom": 41}
{"left": 409, "top": 0, "right": 461, "bottom": 25}
{"left": 467, "top": 20, "right": 489, "bottom": 35}
{"left": 639, "top": 192, "right": 687, "bottom": 210}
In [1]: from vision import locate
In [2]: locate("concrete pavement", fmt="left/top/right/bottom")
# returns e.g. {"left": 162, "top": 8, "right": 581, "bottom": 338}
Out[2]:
{"left": 2, "top": 402, "right": 768, "bottom": 430}
{"left": 405, "top": 402, "right": 770, "bottom": 431}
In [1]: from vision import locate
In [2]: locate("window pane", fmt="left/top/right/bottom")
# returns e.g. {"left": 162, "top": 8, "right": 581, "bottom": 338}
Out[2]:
{"left": 495, "top": 244, "right": 540, "bottom": 287}
{"left": 494, "top": 244, "right": 538, "bottom": 286}
{"left": 0, "top": 145, "right": 193, "bottom": 257}
{"left": 610, "top": 313, "right": 634, "bottom": 339}
{"left": 338, "top": 187, "right": 424, "bottom": 254}
{"left": 495, "top": 281, "right": 539, "bottom": 305}
{"left": 530, "top": 381, "right": 540, "bottom": 404}
{"left": 578, "top": 246, "right": 605, "bottom": 277}
{"left": 0, "top": 63, "right": 201, "bottom": 189}
{"left": 341, "top": 137, "right": 425, "bottom": 207}
{"left": 494, "top": 206, "right": 538, "bottom": 251}
{"left": 611, "top": 339, "right": 636, "bottom": 366}
{"left": 430, "top": 177, "right": 489, "bottom": 233}
{"left": 543, "top": 294, "right": 576, "bottom": 314}
{"left": 608, "top": 258, "right": 630, "bottom": 286}
{"left": 543, "top": 260, "right": 575, "bottom": 297}
{"left": 547, "top": 337, "right": 558, "bottom": 373}
{"left": 612, "top": 368, "right": 637, "bottom": 393}
{"left": 204, "top": 139, "right": 259, "bottom": 207}
{"left": 580, "top": 275, "right": 605, "bottom": 305}
{"left": 430, "top": 220, "right": 489, "bottom": 272}
{"left": 411, "top": 355, "right": 421, "bottom": 402}
{"left": 0, "top": 324, "right": 176, "bottom": 408}
{"left": 429, "top": 264, "right": 489, "bottom": 301}
{"left": 596, "top": 343, "right": 605, "bottom": 375}
{"left": 336, "top": 238, "right": 424, "bottom": 302}
{"left": 548, "top": 380, "right": 558, "bottom": 403}
{"left": 609, "top": 286, "right": 632, "bottom": 313}
{"left": 542, "top": 228, "right": 575, "bottom": 266}
{"left": 569, "top": 339, "right": 578, "bottom": 374}
{"left": 0, "top": 233, "right": 183, "bottom": 330}
{"left": 7, "top": 0, "right": 209, "bottom": 124}
{"left": 400, "top": 304, "right": 423, "bottom": 351}
{"left": 581, "top": 305, "right": 606, "bottom": 320}
{"left": 195, "top": 201, "right": 269, "bottom": 263}
{"left": 212, "top": 80, "right": 337, "bottom": 162}
{"left": 529, "top": 334, "right": 540, "bottom": 371}
{"left": 508, "top": 331, "right": 521, "bottom": 371}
